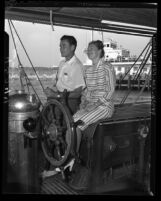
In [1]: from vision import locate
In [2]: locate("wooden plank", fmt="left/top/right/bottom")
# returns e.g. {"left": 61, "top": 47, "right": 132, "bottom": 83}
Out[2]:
{"left": 41, "top": 174, "right": 79, "bottom": 194}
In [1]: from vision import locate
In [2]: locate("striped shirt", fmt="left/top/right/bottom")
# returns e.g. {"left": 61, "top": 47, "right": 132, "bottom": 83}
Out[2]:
{"left": 81, "top": 58, "right": 116, "bottom": 108}
{"left": 73, "top": 58, "right": 116, "bottom": 131}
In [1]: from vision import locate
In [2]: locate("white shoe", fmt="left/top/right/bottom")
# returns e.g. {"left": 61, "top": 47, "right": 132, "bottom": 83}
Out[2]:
{"left": 41, "top": 169, "right": 60, "bottom": 179}
{"left": 41, "top": 158, "right": 75, "bottom": 179}
{"left": 64, "top": 158, "right": 75, "bottom": 171}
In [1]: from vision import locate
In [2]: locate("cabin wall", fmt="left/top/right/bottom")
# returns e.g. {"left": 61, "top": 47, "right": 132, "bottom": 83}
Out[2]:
{"left": 79, "top": 109, "right": 151, "bottom": 191}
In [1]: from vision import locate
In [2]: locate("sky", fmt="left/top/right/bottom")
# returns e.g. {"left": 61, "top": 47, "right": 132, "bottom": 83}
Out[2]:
{"left": 5, "top": 19, "right": 151, "bottom": 67}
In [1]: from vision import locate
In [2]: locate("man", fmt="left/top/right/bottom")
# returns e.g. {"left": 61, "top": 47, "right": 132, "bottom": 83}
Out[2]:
{"left": 42, "top": 35, "right": 85, "bottom": 178}
{"left": 44, "top": 35, "right": 85, "bottom": 114}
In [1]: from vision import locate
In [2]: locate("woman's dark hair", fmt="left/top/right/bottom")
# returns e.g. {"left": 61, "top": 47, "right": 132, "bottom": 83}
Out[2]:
{"left": 89, "top": 40, "right": 105, "bottom": 58}
{"left": 60, "top": 35, "right": 77, "bottom": 51}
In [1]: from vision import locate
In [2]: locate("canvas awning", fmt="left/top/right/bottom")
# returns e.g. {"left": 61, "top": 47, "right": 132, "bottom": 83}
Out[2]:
{"left": 5, "top": 2, "right": 157, "bottom": 37}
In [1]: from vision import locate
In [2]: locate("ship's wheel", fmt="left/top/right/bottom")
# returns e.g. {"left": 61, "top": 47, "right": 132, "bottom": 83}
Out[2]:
{"left": 40, "top": 96, "right": 77, "bottom": 167}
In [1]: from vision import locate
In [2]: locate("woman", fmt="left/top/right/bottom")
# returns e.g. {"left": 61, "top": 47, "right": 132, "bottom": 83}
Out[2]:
{"left": 68, "top": 40, "right": 116, "bottom": 190}
{"left": 73, "top": 40, "right": 116, "bottom": 152}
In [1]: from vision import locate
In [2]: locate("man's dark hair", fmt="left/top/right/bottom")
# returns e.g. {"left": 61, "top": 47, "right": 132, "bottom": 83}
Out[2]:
{"left": 60, "top": 35, "right": 77, "bottom": 51}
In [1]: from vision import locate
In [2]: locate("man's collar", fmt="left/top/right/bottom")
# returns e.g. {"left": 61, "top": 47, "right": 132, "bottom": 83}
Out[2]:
{"left": 65, "top": 55, "right": 76, "bottom": 64}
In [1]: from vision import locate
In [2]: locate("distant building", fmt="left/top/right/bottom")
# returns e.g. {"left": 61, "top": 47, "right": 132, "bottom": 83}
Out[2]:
{"left": 104, "top": 39, "right": 130, "bottom": 62}
{"left": 83, "top": 38, "right": 151, "bottom": 78}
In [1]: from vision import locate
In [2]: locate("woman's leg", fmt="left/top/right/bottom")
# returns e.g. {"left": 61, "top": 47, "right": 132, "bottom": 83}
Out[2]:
{"left": 73, "top": 105, "right": 113, "bottom": 131}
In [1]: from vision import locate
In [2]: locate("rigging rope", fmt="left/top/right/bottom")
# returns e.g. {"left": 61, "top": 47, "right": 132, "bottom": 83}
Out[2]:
{"left": 133, "top": 68, "right": 151, "bottom": 104}
{"left": 120, "top": 39, "right": 152, "bottom": 82}
{"left": 8, "top": 20, "right": 44, "bottom": 107}
{"left": 132, "top": 43, "right": 151, "bottom": 82}
{"left": 8, "top": 20, "right": 26, "bottom": 92}
{"left": 119, "top": 41, "right": 152, "bottom": 106}
{"left": 120, "top": 49, "right": 152, "bottom": 105}
{"left": 9, "top": 20, "right": 46, "bottom": 93}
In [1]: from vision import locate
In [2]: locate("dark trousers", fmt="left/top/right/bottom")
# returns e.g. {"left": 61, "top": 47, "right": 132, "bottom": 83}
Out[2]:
{"left": 67, "top": 97, "right": 81, "bottom": 115}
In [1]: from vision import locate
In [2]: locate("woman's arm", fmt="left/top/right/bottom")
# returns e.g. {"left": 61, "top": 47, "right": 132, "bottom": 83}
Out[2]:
{"left": 79, "top": 88, "right": 90, "bottom": 109}
{"left": 90, "top": 64, "right": 115, "bottom": 105}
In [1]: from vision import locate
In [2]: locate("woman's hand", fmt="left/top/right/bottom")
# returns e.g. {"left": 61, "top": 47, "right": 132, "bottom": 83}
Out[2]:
{"left": 84, "top": 103, "right": 97, "bottom": 112}
{"left": 79, "top": 99, "right": 89, "bottom": 110}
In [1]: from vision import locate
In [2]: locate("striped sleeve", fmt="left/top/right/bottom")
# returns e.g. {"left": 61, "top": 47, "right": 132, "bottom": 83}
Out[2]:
{"left": 91, "top": 64, "right": 115, "bottom": 105}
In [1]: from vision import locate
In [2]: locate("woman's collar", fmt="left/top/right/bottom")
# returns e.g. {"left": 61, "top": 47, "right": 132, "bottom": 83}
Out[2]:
{"left": 95, "top": 58, "right": 104, "bottom": 68}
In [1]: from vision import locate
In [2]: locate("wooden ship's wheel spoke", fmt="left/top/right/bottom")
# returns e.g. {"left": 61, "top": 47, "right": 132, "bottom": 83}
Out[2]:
{"left": 40, "top": 99, "right": 76, "bottom": 167}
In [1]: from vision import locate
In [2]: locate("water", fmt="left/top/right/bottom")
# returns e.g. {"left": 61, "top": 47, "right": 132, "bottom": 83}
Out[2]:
{"left": 9, "top": 67, "right": 151, "bottom": 106}
{"left": 9, "top": 67, "right": 58, "bottom": 79}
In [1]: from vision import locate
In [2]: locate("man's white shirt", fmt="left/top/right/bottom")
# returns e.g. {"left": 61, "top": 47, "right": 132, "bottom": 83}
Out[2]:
{"left": 56, "top": 55, "right": 85, "bottom": 92}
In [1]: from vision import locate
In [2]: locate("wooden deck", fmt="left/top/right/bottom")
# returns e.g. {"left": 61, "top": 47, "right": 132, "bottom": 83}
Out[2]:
{"left": 40, "top": 102, "right": 151, "bottom": 195}
{"left": 41, "top": 174, "right": 80, "bottom": 195}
